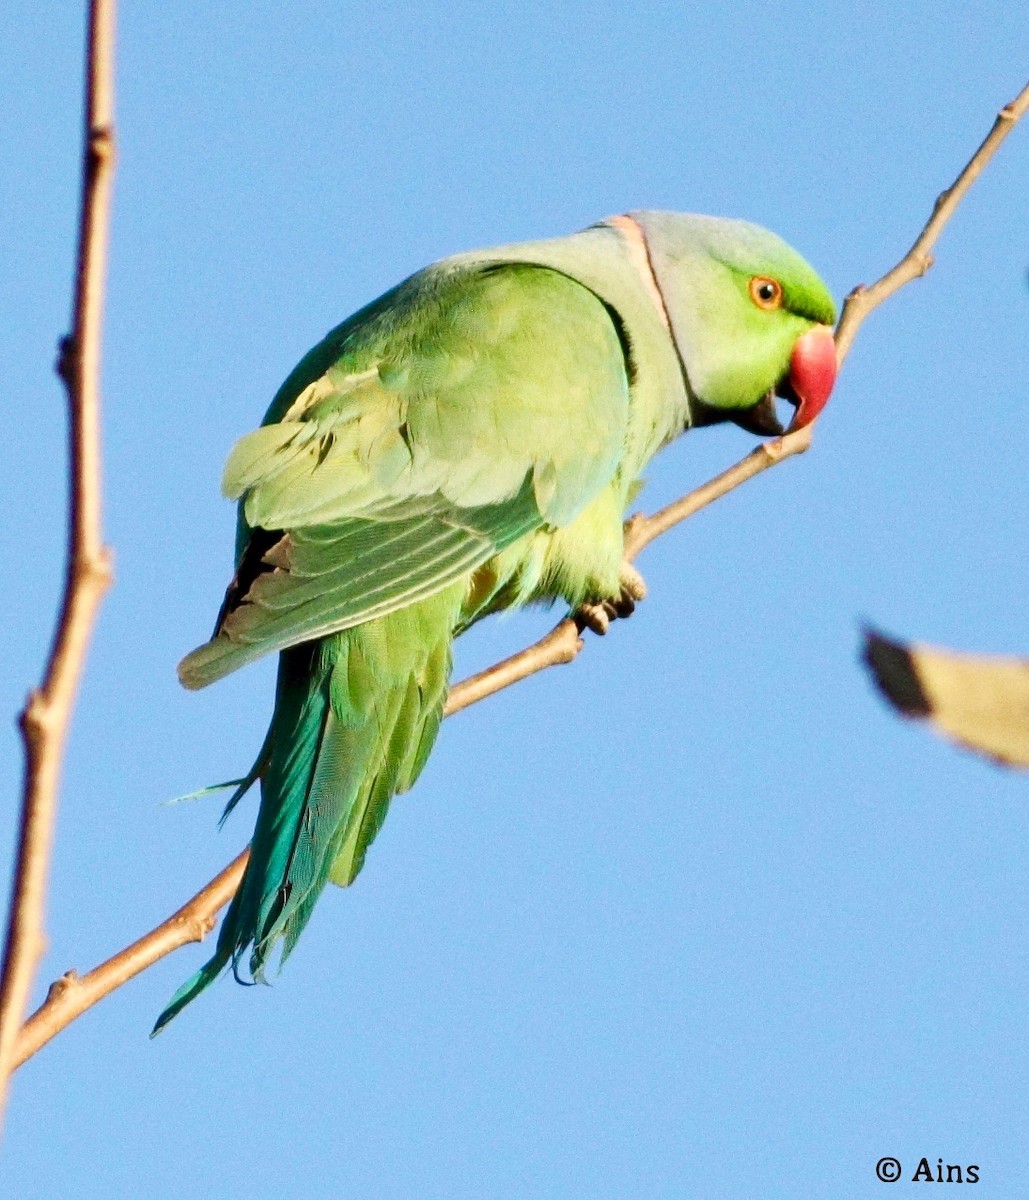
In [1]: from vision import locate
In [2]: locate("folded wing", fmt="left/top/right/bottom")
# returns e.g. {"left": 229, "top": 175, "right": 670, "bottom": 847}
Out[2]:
{"left": 180, "top": 261, "right": 632, "bottom": 689}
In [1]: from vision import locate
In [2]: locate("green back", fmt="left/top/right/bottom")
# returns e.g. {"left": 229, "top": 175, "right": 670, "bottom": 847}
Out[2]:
{"left": 180, "top": 262, "right": 633, "bottom": 689}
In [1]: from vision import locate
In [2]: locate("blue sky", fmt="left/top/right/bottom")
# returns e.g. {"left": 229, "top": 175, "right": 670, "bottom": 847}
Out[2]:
{"left": 1, "top": 4, "right": 1027, "bottom": 1197}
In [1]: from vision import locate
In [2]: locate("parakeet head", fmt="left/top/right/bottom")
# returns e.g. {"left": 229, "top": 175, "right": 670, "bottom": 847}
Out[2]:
{"left": 629, "top": 211, "right": 837, "bottom": 435}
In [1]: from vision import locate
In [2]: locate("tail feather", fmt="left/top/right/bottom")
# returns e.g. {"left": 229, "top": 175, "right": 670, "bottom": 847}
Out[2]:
{"left": 247, "top": 640, "right": 338, "bottom": 975}
{"left": 150, "top": 950, "right": 231, "bottom": 1037}
{"left": 153, "top": 583, "right": 464, "bottom": 1033}
{"left": 150, "top": 884, "right": 244, "bottom": 1037}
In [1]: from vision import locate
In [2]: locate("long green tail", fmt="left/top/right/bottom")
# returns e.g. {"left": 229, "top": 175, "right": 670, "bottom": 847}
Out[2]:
{"left": 152, "top": 583, "right": 464, "bottom": 1035}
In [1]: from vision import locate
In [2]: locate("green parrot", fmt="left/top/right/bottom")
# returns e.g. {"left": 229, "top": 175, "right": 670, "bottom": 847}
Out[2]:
{"left": 153, "top": 211, "right": 837, "bottom": 1033}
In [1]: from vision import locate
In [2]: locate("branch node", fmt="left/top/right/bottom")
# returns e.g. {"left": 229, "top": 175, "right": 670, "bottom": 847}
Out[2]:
{"left": 55, "top": 336, "right": 76, "bottom": 386}
{"left": 182, "top": 913, "right": 218, "bottom": 943}
{"left": 45, "top": 971, "right": 81, "bottom": 1004}
{"left": 77, "top": 546, "right": 115, "bottom": 592}
{"left": 19, "top": 691, "right": 51, "bottom": 746}
{"left": 88, "top": 125, "right": 116, "bottom": 164}
{"left": 567, "top": 637, "right": 585, "bottom": 662}
{"left": 622, "top": 512, "right": 646, "bottom": 541}
{"left": 762, "top": 425, "right": 813, "bottom": 463}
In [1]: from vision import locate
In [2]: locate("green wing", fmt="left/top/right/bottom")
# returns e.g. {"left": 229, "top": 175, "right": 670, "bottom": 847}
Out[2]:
{"left": 180, "top": 262, "right": 631, "bottom": 689}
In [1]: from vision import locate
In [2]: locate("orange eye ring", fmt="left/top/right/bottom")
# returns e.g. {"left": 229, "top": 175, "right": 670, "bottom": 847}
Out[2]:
{"left": 749, "top": 276, "right": 783, "bottom": 310}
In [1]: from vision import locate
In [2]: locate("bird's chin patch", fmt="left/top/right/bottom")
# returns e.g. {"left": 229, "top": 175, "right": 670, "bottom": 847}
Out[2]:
{"left": 691, "top": 387, "right": 794, "bottom": 438}
{"left": 726, "top": 388, "right": 787, "bottom": 437}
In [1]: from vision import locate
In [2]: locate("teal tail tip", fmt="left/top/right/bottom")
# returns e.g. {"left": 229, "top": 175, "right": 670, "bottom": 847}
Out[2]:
{"left": 159, "top": 778, "right": 245, "bottom": 808}
{"left": 150, "top": 951, "right": 228, "bottom": 1038}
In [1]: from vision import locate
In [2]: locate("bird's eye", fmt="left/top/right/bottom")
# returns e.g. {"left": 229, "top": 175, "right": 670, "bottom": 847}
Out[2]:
{"left": 749, "top": 276, "right": 783, "bottom": 310}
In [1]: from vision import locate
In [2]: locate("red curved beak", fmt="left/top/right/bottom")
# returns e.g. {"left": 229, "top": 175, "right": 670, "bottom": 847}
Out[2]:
{"left": 786, "top": 325, "right": 837, "bottom": 431}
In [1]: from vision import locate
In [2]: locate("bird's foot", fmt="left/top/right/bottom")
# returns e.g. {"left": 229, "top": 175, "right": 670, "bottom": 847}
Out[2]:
{"left": 578, "top": 563, "right": 648, "bottom": 636}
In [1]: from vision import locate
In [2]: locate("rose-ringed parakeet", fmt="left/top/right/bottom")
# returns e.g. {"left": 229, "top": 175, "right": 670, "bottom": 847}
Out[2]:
{"left": 153, "top": 211, "right": 837, "bottom": 1032}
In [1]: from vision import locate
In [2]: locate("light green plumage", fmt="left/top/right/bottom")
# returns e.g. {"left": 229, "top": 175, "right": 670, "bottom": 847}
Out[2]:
{"left": 179, "top": 264, "right": 629, "bottom": 689}
{"left": 155, "top": 212, "right": 835, "bottom": 1034}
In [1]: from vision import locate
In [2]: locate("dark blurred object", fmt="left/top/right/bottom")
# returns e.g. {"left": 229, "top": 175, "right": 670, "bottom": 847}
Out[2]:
{"left": 864, "top": 629, "right": 1029, "bottom": 768}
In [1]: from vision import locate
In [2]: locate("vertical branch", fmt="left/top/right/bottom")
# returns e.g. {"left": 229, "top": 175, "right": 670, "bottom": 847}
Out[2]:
{"left": 0, "top": 0, "right": 116, "bottom": 1120}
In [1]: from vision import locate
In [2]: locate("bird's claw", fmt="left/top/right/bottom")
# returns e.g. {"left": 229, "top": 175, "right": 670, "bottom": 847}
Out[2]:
{"left": 580, "top": 599, "right": 617, "bottom": 635}
{"left": 578, "top": 563, "right": 648, "bottom": 635}
{"left": 616, "top": 562, "right": 647, "bottom": 607}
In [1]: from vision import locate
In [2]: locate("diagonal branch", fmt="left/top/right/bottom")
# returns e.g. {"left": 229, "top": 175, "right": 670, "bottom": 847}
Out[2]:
{"left": 10, "top": 77, "right": 1028, "bottom": 1073}
{"left": 12, "top": 427, "right": 815, "bottom": 1069}
{"left": 446, "top": 422, "right": 815, "bottom": 712}
{"left": 834, "top": 79, "right": 1029, "bottom": 361}
{"left": 0, "top": 0, "right": 116, "bottom": 1116}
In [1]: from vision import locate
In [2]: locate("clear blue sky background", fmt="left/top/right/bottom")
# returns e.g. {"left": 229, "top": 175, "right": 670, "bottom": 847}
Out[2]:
{"left": 1, "top": 4, "right": 1027, "bottom": 1197}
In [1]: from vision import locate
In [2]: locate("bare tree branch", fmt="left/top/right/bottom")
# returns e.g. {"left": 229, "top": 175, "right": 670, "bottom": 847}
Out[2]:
{"left": 13, "top": 852, "right": 246, "bottom": 1068}
{"left": 10, "top": 77, "right": 1028, "bottom": 1073}
{"left": 0, "top": 0, "right": 116, "bottom": 1116}
{"left": 834, "top": 79, "right": 1029, "bottom": 361}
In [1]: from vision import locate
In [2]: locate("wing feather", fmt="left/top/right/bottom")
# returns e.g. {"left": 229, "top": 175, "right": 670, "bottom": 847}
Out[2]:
{"left": 181, "top": 261, "right": 630, "bottom": 689}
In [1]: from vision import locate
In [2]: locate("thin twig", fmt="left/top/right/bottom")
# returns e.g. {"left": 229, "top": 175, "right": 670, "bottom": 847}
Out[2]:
{"left": 13, "top": 853, "right": 245, "bottom": 1069}
{"left": 834, "top": 79, "right": 1029, "bottom": 361}
{"left": 11, "top": 78, "right": 1028, "bottom": 1072}
{"left": 0, "top": 0, "right": 116, "bottom": 1114}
